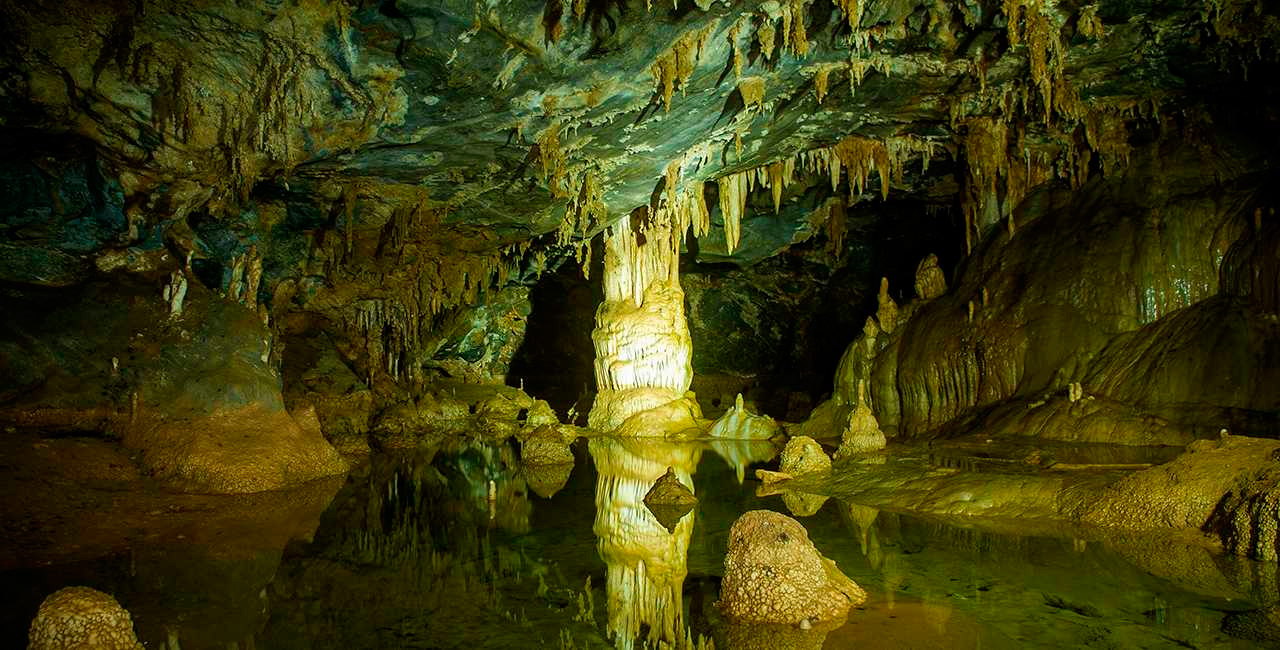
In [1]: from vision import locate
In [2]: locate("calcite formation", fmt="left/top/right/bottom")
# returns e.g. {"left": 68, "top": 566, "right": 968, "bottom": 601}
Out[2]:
{"left": 718, "top": 510, "right": 867, "bottom": 625}
{"left": 708, "top": 394, "right": 782, "bottom": 440}
{"left": 28, "top": 587, "right": 143, "bottom": 650}
{"left": 913, "top": 254, "right": 947, "bottom": 300}
{"left": 779, "top": 436, "right": 832, "bottom": 477}
{"left": 588, "top": 208, "right": 696, "bottom": 434}
{"left": 643, "top": 466, "right": 699, "bottom": 533}
{"left": 836, "top": 381, "right": 887, "bottom": 459}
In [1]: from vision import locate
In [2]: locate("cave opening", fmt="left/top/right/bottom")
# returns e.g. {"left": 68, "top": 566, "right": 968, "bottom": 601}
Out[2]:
{"left": 506, "top": 248, "right": 603, "bottom": 424}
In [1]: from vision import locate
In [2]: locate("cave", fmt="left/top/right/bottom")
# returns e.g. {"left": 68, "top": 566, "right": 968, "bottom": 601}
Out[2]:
{"left": 2, "top": 0, "right": 1279, "bottom": 647}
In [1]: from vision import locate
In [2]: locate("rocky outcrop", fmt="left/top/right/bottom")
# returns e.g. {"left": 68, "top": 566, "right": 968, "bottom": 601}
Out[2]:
{"left": 0, "top": 279, "right": 346, "bottom": 493}
{"left": 827, "top": 132, "right": 1275, "bottom": 444}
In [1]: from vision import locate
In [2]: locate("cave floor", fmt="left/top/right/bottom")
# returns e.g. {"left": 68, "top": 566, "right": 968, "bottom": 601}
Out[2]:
{"left": 0, "top": 431, "right": 1269, "bottom": 649}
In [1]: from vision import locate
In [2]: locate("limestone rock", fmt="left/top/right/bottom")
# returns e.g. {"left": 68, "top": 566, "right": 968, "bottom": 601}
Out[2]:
{"left": 28, "top": 587, "right": 143, "bottom": 650}
{"left": 644, "top": 466, "right": 698, "bottom": 533}
{"left": 718, "top": 510, "right": 866, "bottom": 625}
{"left": 913, "top": 253, "right": 947, "bottom": 300}
{"left": 520, "top": 425, "right": 575, "bottom": 466}
{"left": 709, "top": 394, "right": 781, "bottom": 440}
{"left": 876, "top": 277, "right": 898, "bottom": 334}
{"left": 779, "top": 436, "right": 832, "bottom": 477}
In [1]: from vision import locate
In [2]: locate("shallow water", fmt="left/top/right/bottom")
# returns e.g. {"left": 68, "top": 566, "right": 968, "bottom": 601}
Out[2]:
{"left": 2, "top": 435, "right": 1272, "bottom": 649}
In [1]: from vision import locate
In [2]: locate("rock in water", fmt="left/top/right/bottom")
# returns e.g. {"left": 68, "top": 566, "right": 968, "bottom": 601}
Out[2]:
{"left": 644, "top": 466, "right": 697, "bottom": 532}
{"left": 718, "top": 510, "right": 867, "bottom": 624}
{"left": 28, "top": 586, "right": 143, "bottom": 650}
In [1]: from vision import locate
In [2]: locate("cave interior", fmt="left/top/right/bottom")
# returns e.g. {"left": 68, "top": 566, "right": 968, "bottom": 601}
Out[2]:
{"left": 2, "top": 0, "right": 1280, "bottom": 647}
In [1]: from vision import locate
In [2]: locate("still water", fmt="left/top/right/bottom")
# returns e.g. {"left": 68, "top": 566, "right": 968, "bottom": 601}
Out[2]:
{"left": 2, "top": 435, "right": 1272, "bottom": 648}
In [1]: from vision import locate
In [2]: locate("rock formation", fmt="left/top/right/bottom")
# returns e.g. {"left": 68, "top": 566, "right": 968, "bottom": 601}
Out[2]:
{"left": 708, "top": 393, "right": 782, "bottom": 440}
{"left": 718, "top": 510, "right": 867, "bottom": 625}
{"left": 28, "top": 587, "right": 143, "bottom": 650}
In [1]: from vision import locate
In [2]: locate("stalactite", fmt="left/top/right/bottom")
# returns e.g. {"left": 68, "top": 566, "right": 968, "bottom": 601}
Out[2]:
{"left": 1078, "top": 3, "right": 1104, "bottom": 39}
{"left": 756, "top": 19, "right": 776, "bottom": 62}
{"left": 780, "top": 0, "right": 809, "bottom": 57}
{"left": 650, "top": 24, "right": 717, "bottom": 111}
{"left": 727, "top": 21, "right": 745, "bottom": 78}
{"left": 737, "top": 76, "right": 766, "bottom": 113}
{"left": 537, "top": 122, "right": 569, "bottom": 198}
{"left": 813, "top": 64, "right": 838, "bottom": 104}
{"left": 717, "top": 172, "right": 748, "bottom": 253}
{"left": 833, "top": 0, "right": 863, "bottom": 30}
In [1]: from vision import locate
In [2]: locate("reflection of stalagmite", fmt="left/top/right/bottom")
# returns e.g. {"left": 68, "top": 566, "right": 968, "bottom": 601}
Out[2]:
{"left": 706, "top": 437, "right": 780, "bottom": 483}
{"left": 590, "top": 438, "right": 702, "bottom": 649}
{"left": 756, "top": 436, "right": 832, "bottom": 516}
{"left": 589, "top": 209, "right": 698, "bottom": 434}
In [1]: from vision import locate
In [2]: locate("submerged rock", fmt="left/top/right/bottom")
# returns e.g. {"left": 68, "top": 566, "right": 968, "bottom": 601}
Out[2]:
{"left": 718, "top": 510, "right": 866, "bottom": 625}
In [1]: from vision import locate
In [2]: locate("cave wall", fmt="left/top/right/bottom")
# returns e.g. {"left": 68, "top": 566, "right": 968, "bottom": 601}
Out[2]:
{"left": 818, "top": 117, "right": 1280, "bottom": 443}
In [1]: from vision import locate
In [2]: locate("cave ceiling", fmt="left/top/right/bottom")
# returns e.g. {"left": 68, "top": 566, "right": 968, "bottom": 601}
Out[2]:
{"left": 1, "top": 0, "right": 1276, "bottom": 305}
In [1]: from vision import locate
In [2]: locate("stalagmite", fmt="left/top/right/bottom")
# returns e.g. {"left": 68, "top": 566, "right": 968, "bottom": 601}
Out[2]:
{"left": 588, "top": 193, "right": 697, "bottom": 432}
{"left": 876, "top": 277, "right": 898, "bottom": 334}
{"left": 836, "top": 380, "right": 886, "bottom": 458}
{"left": 708, "top": 393, "right": 780, "bottom": 439}
{"left": 913, "top": 253, "right": 947, "bottom": 300}
{"left": 163, "top": 270, "right": 188, "bottom": 319}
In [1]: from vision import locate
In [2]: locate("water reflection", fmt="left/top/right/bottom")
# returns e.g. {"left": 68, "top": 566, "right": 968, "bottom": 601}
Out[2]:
{"left": 589, "top": 437, "right": 701, "bottom": 649}
{"left": 7, "top": 434, "right": 1279, "bottom": 649}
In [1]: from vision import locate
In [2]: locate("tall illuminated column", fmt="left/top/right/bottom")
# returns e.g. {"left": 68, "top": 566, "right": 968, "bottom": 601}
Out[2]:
{"left": 588, "top": 211, "right": 695, "bottom": 433}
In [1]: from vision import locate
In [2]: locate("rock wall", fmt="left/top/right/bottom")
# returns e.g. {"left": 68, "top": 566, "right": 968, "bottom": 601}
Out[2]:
{"left": 819, "top": 121, "right": 1277, "bottom": 443}
{"left": 0, "top": 278, "right": 346, "bottom": 493}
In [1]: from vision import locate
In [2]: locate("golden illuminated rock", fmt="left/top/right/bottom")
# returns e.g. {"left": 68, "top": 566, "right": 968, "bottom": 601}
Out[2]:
{"left": 709, "top": 393, "right": 781, "bottom": 440}
{"left": 28, "top": 587, "right": 143, "bottom": 650}
{"left": 719, "top": 510, "right": 866, "bottom": 625}
{"left": 913, "top": 253, "right": 947, "bottom": 300}
{"left": 643, "top": 466, "right": 698, "bottom": 533}
{"left": 779, "top": 436, "right": 832, "bottom": 476}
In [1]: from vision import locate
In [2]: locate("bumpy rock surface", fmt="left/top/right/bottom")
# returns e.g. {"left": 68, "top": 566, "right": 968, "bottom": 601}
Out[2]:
{"left": 719, "top": 510, "right": 866, "bottom": 625}
{"left": 28, "top": 587, "right": 143, "bottom": 650}
{"left": 779, "top": 436, "right": 831, "bottom": 477}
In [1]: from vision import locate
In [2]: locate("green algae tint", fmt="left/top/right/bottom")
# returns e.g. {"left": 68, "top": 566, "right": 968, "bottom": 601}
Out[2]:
{"left": 1, "top": 437, "right": 1271, "bottom": 648}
